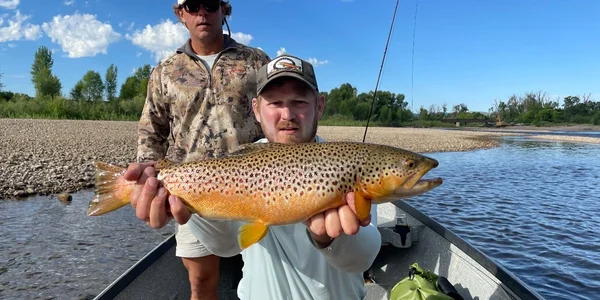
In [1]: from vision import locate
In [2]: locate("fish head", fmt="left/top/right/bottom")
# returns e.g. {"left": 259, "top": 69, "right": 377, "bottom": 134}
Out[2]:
{"left": 362, "top": 145, "right": 442, "bottom": 203}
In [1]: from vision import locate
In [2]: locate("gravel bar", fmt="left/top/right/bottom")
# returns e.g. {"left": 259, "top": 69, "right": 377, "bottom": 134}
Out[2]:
{"left": 0, "top": 119, "right": 518, "bottom": 200}
{"left": 527, "top": 134, "right": 600, "bottom": 144}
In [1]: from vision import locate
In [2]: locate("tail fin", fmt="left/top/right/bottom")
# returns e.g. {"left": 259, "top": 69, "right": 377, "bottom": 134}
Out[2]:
{"left": 87, "top": 161, "right": 134, "bottom": 216}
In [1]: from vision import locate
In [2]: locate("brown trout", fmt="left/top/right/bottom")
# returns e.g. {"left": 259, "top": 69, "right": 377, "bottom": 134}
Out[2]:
{"left": 88, "top": 141, "right": 442, "bottom": 249}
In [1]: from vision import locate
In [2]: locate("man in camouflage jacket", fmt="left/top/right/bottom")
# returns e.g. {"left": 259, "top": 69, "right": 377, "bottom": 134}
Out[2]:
{"left": 137, "top": 34, "right": 269, "bottom": 163}
{"left": 125, "top": 1, "right": 270, "bottom": 299}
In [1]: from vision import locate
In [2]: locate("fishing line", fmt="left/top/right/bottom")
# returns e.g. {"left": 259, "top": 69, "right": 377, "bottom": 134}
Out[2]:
{"left": 410, "top": 0, "right": 419, "bottom": 121}
{"left": 362, "top": 0, "right": 401, "bottom": 143}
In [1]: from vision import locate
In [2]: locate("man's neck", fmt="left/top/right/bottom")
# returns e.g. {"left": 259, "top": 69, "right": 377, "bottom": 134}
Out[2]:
{"left": 190, "top": 34, "right": 225, "bottom": 56}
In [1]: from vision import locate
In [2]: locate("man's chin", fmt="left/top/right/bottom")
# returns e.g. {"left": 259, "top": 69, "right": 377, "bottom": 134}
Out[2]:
{"left": 192, "top": 31, "right": 218, "bottom": 41}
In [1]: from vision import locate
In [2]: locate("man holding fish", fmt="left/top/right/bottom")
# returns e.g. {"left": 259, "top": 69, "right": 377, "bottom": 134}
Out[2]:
{"left": 184, "top": 55, "right": 383, "bottom": 299}
{"left": 88, "top": 51, "right": 443, "bottom": 298}
{"left": 128, "top": 54, "right": 383, "bottom": 299}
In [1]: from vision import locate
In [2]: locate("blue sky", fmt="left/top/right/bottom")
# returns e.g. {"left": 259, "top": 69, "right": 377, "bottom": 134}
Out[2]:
{"left": 1, "top": 0, "right": 599, "bottom": 113}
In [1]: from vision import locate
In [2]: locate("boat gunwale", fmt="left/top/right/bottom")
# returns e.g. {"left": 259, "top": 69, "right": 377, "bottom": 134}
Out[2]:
{"left": 92, "top": 233, "right": 176, "bottom": 300}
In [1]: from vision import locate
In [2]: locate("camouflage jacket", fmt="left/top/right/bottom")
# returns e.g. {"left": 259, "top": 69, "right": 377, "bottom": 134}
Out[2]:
{"left": 136, "top": 35, "right": 271, "bottom": 163}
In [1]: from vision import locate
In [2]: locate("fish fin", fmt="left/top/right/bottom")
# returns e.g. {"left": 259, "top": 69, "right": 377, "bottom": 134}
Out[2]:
{"left": 354, "top": 191, "right": 373, "bottom": 221}
{"left": 238, "top": 222, "right": 269, "bottom": 249}
{"left": 155, "top": 158, "right": 177, "bottom": 170}
{"left": 87, "top": 161, "right": 134, "bottom": 216}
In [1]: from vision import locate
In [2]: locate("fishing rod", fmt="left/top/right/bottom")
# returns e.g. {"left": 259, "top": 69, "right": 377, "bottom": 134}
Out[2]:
{"left": 362, "top": 0, "right": 420, "bottom": 142}
{"left": 362, "top": 0, "right": 401, "bottom": 143}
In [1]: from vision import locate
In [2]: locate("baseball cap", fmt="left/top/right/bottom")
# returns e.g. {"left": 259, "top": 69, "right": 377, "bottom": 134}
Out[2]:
{"left": 256, "top": 54, "right": 318, "bottom": 95}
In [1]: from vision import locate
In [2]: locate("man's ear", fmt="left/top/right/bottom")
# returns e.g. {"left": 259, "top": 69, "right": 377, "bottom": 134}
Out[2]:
{"left": 177, "top": 8, "right": 186, "bottom": 24}
{"left": 252, "top": 97, "right": 261, "bottom": 122}
{"left": 316, "top": 94, "right": 325, "bottom": 120}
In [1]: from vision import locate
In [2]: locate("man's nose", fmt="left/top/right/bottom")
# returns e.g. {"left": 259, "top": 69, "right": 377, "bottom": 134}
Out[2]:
{"left": 281, "top": 107, "right": 295, "bottom": 120}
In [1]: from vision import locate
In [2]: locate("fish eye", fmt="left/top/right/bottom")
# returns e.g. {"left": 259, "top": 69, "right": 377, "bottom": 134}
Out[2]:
{"left": 405, "top": 160, "right": 415, "bottom": 169}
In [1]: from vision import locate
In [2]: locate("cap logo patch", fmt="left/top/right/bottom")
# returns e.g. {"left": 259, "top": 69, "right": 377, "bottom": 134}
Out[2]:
{"left": 267, "top": 56, "right": 303, "bottom": 77}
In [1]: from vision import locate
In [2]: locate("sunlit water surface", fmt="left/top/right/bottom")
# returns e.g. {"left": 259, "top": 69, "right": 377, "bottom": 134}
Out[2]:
{"left": 0, "top": 136, "right": 598, "bottom": 300}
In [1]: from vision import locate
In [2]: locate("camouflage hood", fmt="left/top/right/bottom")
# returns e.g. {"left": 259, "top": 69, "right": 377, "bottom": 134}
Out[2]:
{"left": 136, "top": 34, "right": 271, "bottom": 163}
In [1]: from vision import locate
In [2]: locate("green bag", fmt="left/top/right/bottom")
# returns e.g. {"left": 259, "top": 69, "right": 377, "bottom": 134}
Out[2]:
{"left": 389, "top": 263, "right": 456, "bottom": 300}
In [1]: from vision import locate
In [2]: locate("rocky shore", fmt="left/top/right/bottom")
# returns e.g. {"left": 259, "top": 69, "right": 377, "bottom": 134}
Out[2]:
{"left": 0, "top": 119, "right": 138, "bottom": 200}
{"left": 0, "top": 119, "right": 518, "bottom": 200}
{"left": 527, "top": 134, "right": 600, "bottom": 144}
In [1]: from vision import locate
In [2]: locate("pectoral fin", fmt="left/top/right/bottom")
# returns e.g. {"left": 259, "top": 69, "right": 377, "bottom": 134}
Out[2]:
{"left": 354, "top": 191, "right": 372, "bottom": 222}
{"left": 238, "top": 222, "right": 269, "bottom": 249}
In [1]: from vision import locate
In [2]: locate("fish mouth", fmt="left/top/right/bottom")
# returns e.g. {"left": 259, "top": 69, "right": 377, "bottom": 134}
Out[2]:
{"left": 393, "top": 177, "right": 442, "bottom": 197}
{"left": 376, "top": 177, "right": 443, "bottom": 203}
{"left": 402, "top": 156, "right": 439, "bottom": 189}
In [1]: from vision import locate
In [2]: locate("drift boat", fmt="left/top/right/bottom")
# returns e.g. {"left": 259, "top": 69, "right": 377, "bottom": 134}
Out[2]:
{"left": 91, "top": 200, "right": 544, "bottom": 300}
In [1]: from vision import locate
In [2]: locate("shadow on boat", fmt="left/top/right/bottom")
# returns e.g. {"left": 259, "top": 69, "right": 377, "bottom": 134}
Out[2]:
{"left": 91, "top": 201, "right": 545, "bottom": 300}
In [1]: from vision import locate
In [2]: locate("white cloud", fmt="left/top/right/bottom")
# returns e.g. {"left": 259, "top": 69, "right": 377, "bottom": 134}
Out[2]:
{"left": 127, "top": 20, "right": 255, "bottom": 62}
{"left": 126, "top": 19, "right": 188, "bottom": 62}
{"left": 0, "top": 10, "right": 42, "bottom": 43}
{"left": 0, "top": 0, "right": 19, "bottom": 9}
{"left": 307, "top": 57, "right": 329, "bottom": 66}
{"left": 7, "top": 43, "right": 16, "bottom": 47}
{"left": 41, "top": 13, "right": 121, "bottom": 58}
{"left": 228, "top": 31, "right": 252, "bottom": 45}
{"left": 63, "top": 0, "right": 75, "bottom": 6}
{"left": 276, "top": 47, "right": 286, "bottom": 56}
{"left": 272, "top": 47, "right": 329, "bottom": 67}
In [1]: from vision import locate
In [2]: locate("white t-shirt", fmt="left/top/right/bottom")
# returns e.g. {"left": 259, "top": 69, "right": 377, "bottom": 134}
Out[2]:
{"left": 197, "top": 53, "right": 218, "bottom": 70}
{"left": 189, "top": 136, "right": 382, "bottom": 300}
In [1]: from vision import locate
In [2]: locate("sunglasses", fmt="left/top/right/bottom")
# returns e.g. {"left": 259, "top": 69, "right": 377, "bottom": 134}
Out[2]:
{"left": 183, "top": 0, "right": 222, "bottom": 14}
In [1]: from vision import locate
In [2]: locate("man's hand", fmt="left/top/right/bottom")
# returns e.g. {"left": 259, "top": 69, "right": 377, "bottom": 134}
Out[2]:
{"left": 303, "top": 192, "right": 371, "bottom": 248}
{"left": 123, "top": 162, "right": 191, "bottom": 228}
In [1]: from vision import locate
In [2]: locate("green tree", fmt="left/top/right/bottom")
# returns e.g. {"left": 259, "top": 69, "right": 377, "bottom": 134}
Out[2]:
{"left": 324, "top": 83, "right": 357, "bottom": 117}
{"left": 119, "top": 76, "right": 141, "bottom": 100}
{"left": 105, "top": 64, "right": 118, "bottom": 102}
{"left": 70, "top": 81, "right": 85, "bottom": 101}
{"left": 118, "top": 64, "right": 153, "bottom": 100}
{"left": 419, "top": 106, "right": 429, "bottom": 120}
{"left": 30, "top": 46, "right": 62, "bottom": 98}
{"left": 81, "top": 70, "right": 105, "bottom": 101}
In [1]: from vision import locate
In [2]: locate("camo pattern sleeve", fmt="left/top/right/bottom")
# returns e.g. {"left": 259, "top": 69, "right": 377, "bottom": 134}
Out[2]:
{"left": 136, "top": 65, "right": 171, "bottom": 163}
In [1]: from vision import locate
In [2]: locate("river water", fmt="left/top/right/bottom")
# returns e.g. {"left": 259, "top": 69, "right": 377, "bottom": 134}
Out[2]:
{"left": 1, "top": 135, "right": 599, "bottom": 300}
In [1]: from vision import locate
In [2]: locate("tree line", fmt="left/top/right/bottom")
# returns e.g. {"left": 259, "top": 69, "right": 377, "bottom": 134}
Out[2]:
{"left": 1, "top": 46, "right": 599, "bottom": 126}
{"left": 0, "top": 46, "right": 150, "bottom": 120}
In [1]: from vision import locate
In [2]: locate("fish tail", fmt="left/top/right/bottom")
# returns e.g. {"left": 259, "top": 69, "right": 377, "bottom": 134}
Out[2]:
{"left": 87, "top": 161, "right": 134, "bottom": 216}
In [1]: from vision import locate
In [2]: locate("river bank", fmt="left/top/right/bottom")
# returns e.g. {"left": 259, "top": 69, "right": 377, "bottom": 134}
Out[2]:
{"left": 1, "top": 118, "right": 589, "bottom": 200}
